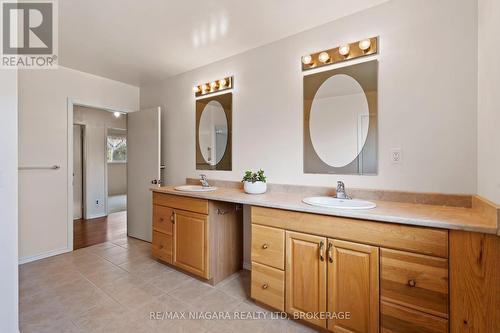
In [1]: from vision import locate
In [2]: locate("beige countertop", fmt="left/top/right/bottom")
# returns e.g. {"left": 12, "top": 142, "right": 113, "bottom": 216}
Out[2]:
{"left": 152, "top": 185, "right": 499, "bottom": 235}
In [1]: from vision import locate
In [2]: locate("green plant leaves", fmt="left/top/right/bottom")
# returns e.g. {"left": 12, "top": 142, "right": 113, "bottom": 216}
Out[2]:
{"left": 241, "top": 169, "right": 267, "bottom": 183}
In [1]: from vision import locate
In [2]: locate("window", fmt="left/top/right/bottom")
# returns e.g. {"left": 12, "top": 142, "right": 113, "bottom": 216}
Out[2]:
{"left": 107, "top": 135, "right": 127, "bottom": 162}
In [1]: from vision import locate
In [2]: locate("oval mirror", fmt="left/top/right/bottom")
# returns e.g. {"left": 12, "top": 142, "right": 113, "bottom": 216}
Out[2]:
{"left": 198, "top": 100, "right": 228, "bottom": 165}
{"left": 309, "top": 74, "right": 369, "bottom": 168}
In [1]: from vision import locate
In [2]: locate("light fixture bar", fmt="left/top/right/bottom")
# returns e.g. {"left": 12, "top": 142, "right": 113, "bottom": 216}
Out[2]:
{"left": 301, "top": 37, "right": 378, "bottom": 71}
{"left": 193, "top": 76, "right": 233, "bottom": 97}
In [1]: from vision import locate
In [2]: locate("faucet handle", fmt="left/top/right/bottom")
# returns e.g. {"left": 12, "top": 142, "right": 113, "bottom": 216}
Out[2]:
{"left": 200, "top": 174, "right": 207, "bottom": 180}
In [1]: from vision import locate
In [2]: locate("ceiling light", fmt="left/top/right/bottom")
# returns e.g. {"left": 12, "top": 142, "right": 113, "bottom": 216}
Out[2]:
{"left": 339, "top": 44, "right": 350, "bottom": 56}
{"left": 301, "top": 55, "right": 313, "bottom": 65}
{"left": 113, "top": 112, "right": 121, "bottom": 118}
{"left": 359, "top": 39, "right": 371, "bottom": 52}
{"left": 318, "top": 52, "right": 330, "bottom": 63}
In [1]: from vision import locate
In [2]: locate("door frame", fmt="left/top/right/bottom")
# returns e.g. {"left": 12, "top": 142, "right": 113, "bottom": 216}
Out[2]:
{"left": 67, "top": 98, "right": 132, "bottom": 251}
{"left": 72, "top": 123, "right": 86, "bottom": 220}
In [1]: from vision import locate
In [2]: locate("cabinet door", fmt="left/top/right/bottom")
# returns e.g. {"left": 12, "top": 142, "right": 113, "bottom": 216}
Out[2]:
{"left": 286, "top": 231, "right": 327, "bottom": 328}
{"left": 328, "top": 239, "right": 379, "bottom": 333}
{"left": 173, "top": 209, "right": 209, "bottom": 279}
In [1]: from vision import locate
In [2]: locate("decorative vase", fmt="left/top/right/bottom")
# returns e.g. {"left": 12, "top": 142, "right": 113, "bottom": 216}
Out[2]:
{"left": 243, "top": 181, "right": 267, "bottom": 194}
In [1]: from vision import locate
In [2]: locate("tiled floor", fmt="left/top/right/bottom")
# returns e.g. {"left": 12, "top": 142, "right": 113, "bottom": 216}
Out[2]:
{"left": 19, "top": 236, "right": 317, "bottom": 332}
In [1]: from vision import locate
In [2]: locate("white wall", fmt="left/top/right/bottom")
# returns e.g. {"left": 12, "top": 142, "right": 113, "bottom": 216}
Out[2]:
{"left": 74, "top": 106, "right": 127, "bottom": 218}
{"left": 18, "top": 66, "right": 139, "bottom": 262}
{"left": 0, "top": 70, "right": 19, "bottom": 332}
{"left": 141, "top": 0, "right": 477, "bottom": 195}
{"left": 477, "top": 0, "right": 500, "bottom": 205}
{"left": 108, "top": 163, "right": 127, "bottom": 196}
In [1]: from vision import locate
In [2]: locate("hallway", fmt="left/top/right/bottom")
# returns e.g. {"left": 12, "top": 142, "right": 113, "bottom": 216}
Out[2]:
{"left": 73, "top": 211, "right": 127, "bottom": 250}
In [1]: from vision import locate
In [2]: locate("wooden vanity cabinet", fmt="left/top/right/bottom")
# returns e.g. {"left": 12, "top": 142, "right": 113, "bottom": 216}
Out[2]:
{"left": 173, "top": 209, "right": 209, "bottom": 278}
{"left": 251, "top": 206, "right": 450, "bottom": 333}
{"left": 328, "top": 239, "right": 379, "bottom": 333}
{"left": 285, "top": 231, "right": 327, "bottom": 328}
{"left": 152, "top": 192, "right": 242, "bottom": 284}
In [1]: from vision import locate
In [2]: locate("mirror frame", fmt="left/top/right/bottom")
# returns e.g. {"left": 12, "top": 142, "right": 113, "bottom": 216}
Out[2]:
{"left": 303, "top": 60, "right": 378, "bottom": 175}
{"left": 196, "top": 92, "right": 232, "bottom": 170}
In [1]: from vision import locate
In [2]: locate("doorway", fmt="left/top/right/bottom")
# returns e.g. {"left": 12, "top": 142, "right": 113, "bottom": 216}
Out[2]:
{"left": 72, "top": 105, "right": 128, "bottom": 249}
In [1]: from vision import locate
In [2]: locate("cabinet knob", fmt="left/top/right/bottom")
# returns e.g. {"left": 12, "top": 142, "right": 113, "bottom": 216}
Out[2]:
{"left": 160, "top": 217, "right": 164, "bottom": 222}
{"left": 170, "top": 213, "right": 175, "bottom": 223}
{"left": 262, "top": 244, "right": 269, "bottom": 250}
{"left": 408, "top": 279, "right": 416, "bottom": 287}
{"left": 262, "top": 283, "right": 268, "bottom": 289}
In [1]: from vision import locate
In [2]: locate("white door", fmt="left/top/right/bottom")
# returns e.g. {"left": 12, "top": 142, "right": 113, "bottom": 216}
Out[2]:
{"left": 73, "top": 124, "right": 83, "bottom": 219}
{"left": 127, "top": 107, "right": 161, "bottom": 242}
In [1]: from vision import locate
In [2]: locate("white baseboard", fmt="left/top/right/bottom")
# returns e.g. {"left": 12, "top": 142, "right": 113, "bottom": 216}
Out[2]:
{"left": 243, "top": 261, "right": 252, "bottom": 271}
{"left": 18, "top": 247, "right": 72, "bottom": 265}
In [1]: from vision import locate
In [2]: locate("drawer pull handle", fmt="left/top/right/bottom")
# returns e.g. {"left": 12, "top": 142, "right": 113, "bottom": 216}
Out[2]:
{"left": 408, "top": 279, "right": 416, "bottom": 287}
{"left": 262, "top": 283, "right": 269, "bottom": 289}
{"left": 262, "top": 244, "right": 269, "bottom": 250}
{"left": 319, "top": 241, "right": 325, "bottom": 262}
{"left": 327, "top": 242, "right": 333, "bottom": 263}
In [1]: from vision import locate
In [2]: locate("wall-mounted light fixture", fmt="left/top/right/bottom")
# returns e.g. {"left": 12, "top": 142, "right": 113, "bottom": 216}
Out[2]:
{"left": 301, "top": 37, "right": 378, "bottom": 71}
{"left": 193, "top": 76, "right": 233, "bottom": 97}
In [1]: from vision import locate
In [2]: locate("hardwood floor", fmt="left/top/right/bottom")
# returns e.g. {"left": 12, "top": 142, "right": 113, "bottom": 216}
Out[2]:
{"left": 73, "top": 211, "right": 127, "bottom": 250}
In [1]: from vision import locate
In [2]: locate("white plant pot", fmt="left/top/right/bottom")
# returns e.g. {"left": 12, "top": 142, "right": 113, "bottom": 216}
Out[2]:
{"left": 243, "top": 181, "right": 267, "bottom": 194}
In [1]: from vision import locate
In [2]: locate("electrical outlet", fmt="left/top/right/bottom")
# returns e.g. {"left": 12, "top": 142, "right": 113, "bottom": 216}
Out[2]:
{"left": 391, "top": 148, "right": 402, "bottom": 164}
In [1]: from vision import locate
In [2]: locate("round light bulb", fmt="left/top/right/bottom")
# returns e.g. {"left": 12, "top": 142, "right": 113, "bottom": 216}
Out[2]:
{"left": 359, "top": 39, "right": 371, "bottom": 51}
{"left": 202, "top": 84, "right": 210, "bottom": 92}
{"left": 218, "top": 79, "right": 227, "bottom": 87}
{"left": 318, "top": 52, "right": 330, "bottom": 63}
{"left": 301, "top": 55, "right": 312, "bottom": 65}
{"left": 192, "top": 86, "right": 200, "bottom": 93}
{"left": 210, "top": 81, "right": 218, "bottom": 89}
{"left": 113, "top": 112, "right": 121, "bottom": 118}
{"left": 339, "top": 44, "right": 350, "bottom": 56}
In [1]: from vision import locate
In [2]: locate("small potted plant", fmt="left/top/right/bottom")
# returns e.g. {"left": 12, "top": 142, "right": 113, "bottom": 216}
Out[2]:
{"left": 242, "top": 169, "right": 267, "bottom": 194}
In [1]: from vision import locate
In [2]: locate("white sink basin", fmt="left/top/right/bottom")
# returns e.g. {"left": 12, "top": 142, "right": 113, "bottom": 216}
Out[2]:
{"left": 174, "top": 185, "right": 217, "bottom": 192}
{"left": 302, "top": 196, "right": 376, "bottom": 210}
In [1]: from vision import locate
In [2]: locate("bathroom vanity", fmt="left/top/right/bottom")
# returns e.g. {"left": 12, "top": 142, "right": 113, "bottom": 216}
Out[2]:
{"left": 151, "top": 183, "right": 500, "bottom": 333}
{"left": 151, "top": 192, "right": 243, "bottom": 285}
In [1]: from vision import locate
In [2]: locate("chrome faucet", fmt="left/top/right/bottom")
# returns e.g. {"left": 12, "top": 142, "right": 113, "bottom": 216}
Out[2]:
{"left": 335, "top": 181, "right": 351, "bottom": 200}
{"left": 199, "top": 174, "right": 210, "bottom": 188}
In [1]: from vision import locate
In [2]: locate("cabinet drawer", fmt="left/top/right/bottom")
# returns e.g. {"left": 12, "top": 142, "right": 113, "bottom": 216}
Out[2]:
{"left": 153, "top": 205, "right": 173, "bottom": 235}
{"left": 251, "top": 262, "right": 284, "bottom": 311}
{"left": 381, "top": 301, "right": 448, "bottom": 333}
{"left": 153, "top": 192, "right": 208, "bottom": 214}
{"left": 152, "top": 231, "right": 173, "bottom": 264}
{"left": 381, "top": 248, "right": 448, "bottom": 318}
{"left": 251, "top": 224, "right": 285, "bottom": 270}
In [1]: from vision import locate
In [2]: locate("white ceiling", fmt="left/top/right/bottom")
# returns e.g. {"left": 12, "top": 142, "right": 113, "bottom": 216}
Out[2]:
{"left": 59, "top": 0, "right": 387, "bottom": 86}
